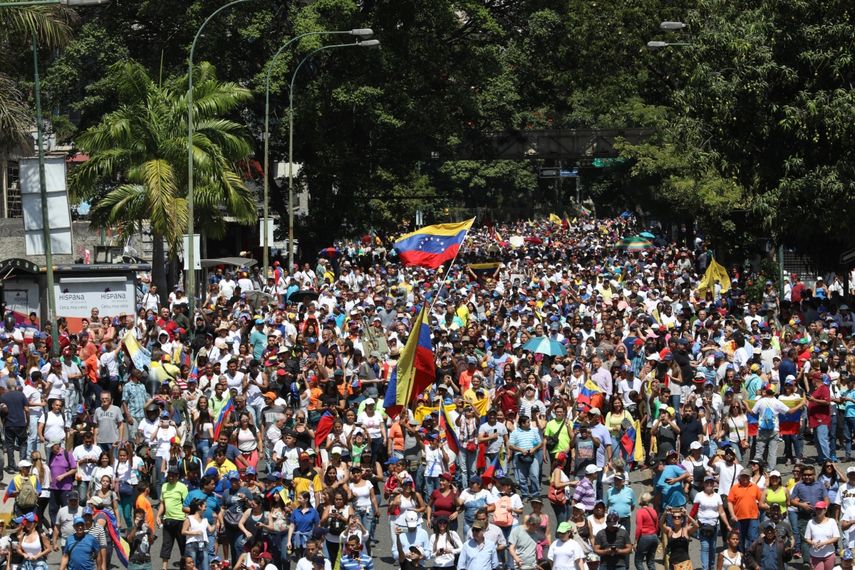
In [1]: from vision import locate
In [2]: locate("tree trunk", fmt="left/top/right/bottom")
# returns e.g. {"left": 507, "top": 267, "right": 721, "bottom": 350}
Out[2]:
{"left": 151, "top": 233, "right": 168, "bottom": 306}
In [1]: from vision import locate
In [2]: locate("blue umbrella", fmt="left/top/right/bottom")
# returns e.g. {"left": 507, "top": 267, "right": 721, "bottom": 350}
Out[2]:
{"left": 639, "top": 231, "right": 656, "bottom": 239}
{"left": 522, "top": 336, "right": 567, "bottom": 357}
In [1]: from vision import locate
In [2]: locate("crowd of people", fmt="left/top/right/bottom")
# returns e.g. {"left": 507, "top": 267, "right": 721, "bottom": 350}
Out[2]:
{"left": 0, "top": 214, "right": 852, "bottom": 570}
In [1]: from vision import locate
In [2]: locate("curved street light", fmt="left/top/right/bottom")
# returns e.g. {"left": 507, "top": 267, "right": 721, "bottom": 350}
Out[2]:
{"left": 187, "top": 0, "right": 253, "bottom": 317}
{"left": 262, "top": 28, "right": 374, "bottom": 278}
{"left": 284, "top": 39, "right": 380, "bottom": 271}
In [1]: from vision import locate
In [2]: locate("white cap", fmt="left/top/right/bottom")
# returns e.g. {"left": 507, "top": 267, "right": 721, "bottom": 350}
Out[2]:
{"left": 689, "top": 441, "right": 703, "bottom": 451}
{"left": 18, "top": 460, "right": 32, "bottom": 468}
{"left": 585, "top": 464, "right": 601, "bottom": 475}
{"left": 404, "top": 511, "right": 419, "bottom": 528}
{"left": 363, "top": 398, "right": 376, "bottom": 406}
{"left": 847, "top": 466, "right": 855, "bottom": 475}
{"left": 331, "top": 446, "right": 343, "bottom": 455}
{"left": 769, "top": 470, "right": 782, "bottom": 478}
{"left": 646, "top": 353, "right": 661, "bottom": 361}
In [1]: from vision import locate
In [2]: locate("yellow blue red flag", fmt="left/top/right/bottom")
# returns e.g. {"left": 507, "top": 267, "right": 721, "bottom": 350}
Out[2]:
{"left": 393, "top": 219, "right": 474, "bottom": 269}
{"left": 383, "top": 306, "right": 436, "bottom": 416}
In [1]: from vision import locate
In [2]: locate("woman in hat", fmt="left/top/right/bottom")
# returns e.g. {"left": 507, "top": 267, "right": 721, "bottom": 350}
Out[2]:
{"left": 548, "top": 521, "right": 585, "bottom": 570}
{"left": 804, "top": 501, "right": 839, "bottom": 570}
{"left": 428, "top": 472, "right": 459, "bottom": 531}
{"left": 430, "top": 516, "right": 462, "bottom": 568}
{"left": 15, "top": 512, "right": 50, "bottom": 570}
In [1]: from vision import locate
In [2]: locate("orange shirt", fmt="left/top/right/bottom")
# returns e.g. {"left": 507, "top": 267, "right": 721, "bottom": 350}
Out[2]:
{"left": 458, "top": 369, "right": 476, "bottom": 393}
{"left": 728, "top": 482, "right": 761, "bottom": 520}
{"left": 136, "top": 494, "right": 155, "bottom": 531}
{"left": 388, "top": 422, "right": 405, "bottom": 452}
{"left": 308, "top": 387, "right": 323, "bottom": 411}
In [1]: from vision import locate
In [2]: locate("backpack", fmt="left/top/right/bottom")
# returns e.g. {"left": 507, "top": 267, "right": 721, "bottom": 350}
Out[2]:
{"left": 16, "top": 476, "right": 38, "bottom": 509}
{"left": 492, "top": 495, "right": 513, "bottom": 527}
{"left": 759, "top": 404, "right": 776, "bottom": 431}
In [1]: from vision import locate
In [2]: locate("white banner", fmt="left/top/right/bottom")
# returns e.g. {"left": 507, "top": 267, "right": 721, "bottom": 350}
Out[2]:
{"left": 53, "top": 276, "right": 136, "bottom": 318}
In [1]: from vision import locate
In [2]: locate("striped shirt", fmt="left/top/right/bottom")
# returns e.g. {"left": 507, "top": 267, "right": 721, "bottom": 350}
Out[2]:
{"left": 122, "top": 382, "right": 148, "bottom": 418}
{"left": 340, "top": 552, "right": 374, "bottom": 570}
{"left": 508, "top": 427, "right": 542, "bottom": 451}
{"left": 572, "top": 477, "right": 597, "bottom": 512}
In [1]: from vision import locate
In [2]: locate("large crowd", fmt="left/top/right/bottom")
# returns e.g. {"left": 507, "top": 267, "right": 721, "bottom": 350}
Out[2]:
{"left": 0, "top": 215, "right": 852, "bottom": 570}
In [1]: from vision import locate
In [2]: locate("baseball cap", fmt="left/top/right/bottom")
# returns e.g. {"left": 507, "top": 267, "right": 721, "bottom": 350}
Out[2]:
{"left": 73, "top": 516, "right": 85, "bottom": 526}
{"left": 847, "top": 466, "right": 855, "bottom": 475}
{"left": 363, "top": 398, "right": 376, "bottom": 406}
{"left": 816, "top": 501, "right": 829, "bottom": 509}
{"left": 556, "top": 521, "right": 574, "bottom": 534}
{"left": 471, "top": 520, "right": 487, "bottom": 530}
{"left": 769, "top": 470, "right": 782, "bottom": 478}
{"left": 404, "top": 511, "right": 419, "bottom": 528}
{"left": 689, "top": 441, "right": 703, "bottom": 451}
{"left": 18, "top": 459, "right": 32, "bottom": 468}
{"left": 585, "top": 464, "right": 601, "bottom": 475}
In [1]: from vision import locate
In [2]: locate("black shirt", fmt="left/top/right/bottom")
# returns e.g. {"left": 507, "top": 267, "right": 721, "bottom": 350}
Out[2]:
{"left": 677, "top": 416, "right": 704, "bottom": 452}
{"left": 0, "top": 390, "right": 28, "bottom": 428}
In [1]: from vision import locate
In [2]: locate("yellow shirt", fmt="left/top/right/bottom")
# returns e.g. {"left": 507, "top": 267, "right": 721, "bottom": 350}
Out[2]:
{"left": 463, "top": 389, "right": 490, "bottom": 418}
{"left": 205, "top": 459, "right": 237, "bottom": 478}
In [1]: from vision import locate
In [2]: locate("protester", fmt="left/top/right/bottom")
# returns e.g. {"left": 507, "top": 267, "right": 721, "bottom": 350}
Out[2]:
{"left": 0, "top": 213, "right": 853, "bottom": 570}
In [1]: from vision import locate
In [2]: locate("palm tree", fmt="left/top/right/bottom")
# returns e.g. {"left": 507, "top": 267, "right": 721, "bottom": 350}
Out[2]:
{"left": 0, "top": 6, "right": 73, "bottom": 203}
{"left": 70, "top": 60, "right": 257, "bottom": 297}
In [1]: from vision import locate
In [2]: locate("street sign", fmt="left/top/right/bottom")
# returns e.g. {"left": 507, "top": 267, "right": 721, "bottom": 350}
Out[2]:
{"left": 840, "top": 248, "right": 855, "bottom": 265}
{"left": 20, "top": 157, "right": 74, "bottom": 255}
{"left": 539, "top": 167, "right": 560, "bottom": 178}
{"left": 560, "top": 168, "right": 578, "bottom": 177}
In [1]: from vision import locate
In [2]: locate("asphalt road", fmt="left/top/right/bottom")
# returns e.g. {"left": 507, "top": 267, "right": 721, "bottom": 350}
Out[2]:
{"left": 26, "top": 449, "right": 831, "bottom": 569}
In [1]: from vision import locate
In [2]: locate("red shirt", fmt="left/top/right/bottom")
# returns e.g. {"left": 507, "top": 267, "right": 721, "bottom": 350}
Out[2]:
{"left": 496, "top": 386, "right": 520, "bottom": 415}
{"left": 808, "top": 383, "right": 831, "bottom": 427}
{"left": 429, "top": 488, "right": 458, "bottom": 519}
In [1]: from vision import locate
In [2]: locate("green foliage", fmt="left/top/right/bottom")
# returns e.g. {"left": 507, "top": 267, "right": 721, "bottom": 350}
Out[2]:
{"left": 71, "top": 60, "right": 256, "bottom": 252}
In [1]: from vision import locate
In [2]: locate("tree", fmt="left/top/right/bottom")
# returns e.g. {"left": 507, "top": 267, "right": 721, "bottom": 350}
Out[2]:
{"left": 0, "top": 5, "right": 73, "bottom": 161}
{"left": 70, "top": 60, "right": 256, "bottom": 297}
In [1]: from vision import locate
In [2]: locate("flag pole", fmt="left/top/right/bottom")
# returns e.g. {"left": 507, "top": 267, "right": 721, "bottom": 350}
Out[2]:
{"left": 428, "top": 218, "right": 476, "bottom": 314}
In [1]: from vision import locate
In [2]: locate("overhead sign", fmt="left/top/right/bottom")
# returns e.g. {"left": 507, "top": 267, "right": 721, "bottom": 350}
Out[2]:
{"left": 182, "top": 234, "right": 201, "bottom": 270}
{"left": 54, "top": 276, "right": 135, "bottom": 318}
{"left": 19, "top": 157, "right": 74, "bottom": 255}
{"left": 840, "top": 248, "right": 855, "bottom": 265}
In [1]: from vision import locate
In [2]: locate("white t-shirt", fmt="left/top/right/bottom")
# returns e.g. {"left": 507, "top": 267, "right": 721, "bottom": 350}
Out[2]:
{"left": 751, "top": 397, "right": 791, "bottom": 431}
{"left": 39, "top": 411, "right": 66, "bottom": 443}
{"left": 356, "top": 411, "right": 383, "bottom": 439}
{"left": 715, "top": 461, "right": 743, "bottom": 497}
{"left": 47, "top": 372, "right": 66, "bottom": 401}
{"left": 835, "top": 482, "right": 855, "bottom": 512}
{"left": 73, "top": 444, "right": 102, "bottom": 482}
{"left": 805, "top": 517, "right": 840, "bottom": 559}
{"left": 24, "top": 384, "right": 43, "bottom": 418}
{"left": 842, "top": 506, "right": 855, "bottom": 549}
{"left": 99, "top": 352, "right": 119, "bottom": 378}
{"left": 151, "top": 425, "right": 178, "bottom": 459}
{"left": 693, "top": 491, "right": 723, "bottom": 525}
{"left": 548, "top": 538, "right": 585, "bottom": 570}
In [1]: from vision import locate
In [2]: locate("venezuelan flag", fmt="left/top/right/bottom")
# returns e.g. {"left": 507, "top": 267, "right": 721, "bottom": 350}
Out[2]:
{"left": 577, "top": 379, "right": 604, "bottom": 411}
{"left": 439, "top": 401, "right": 460, "bottom": 455}
{"left": 745, "top": 399, "right": 759, "bottom": 437}
{"left": 95, "top": 509, "right": 129, "bottom": 567}
{"left": 778, "top": 400, "right": 804, "bottom": 436}
{"left": 481, "top": 454, "right": 501, "bottom": 483}
{"left": 315, "top": 411, "right": 335, "bottom": 448}
{"left": 393, "top": 218, "right": 474, "bottom": 269}
{"left": 213, "top": 398, "right": 234, "bottom": 439}
{"left": 383, "top": 306, "right": 436, "bottom": 417}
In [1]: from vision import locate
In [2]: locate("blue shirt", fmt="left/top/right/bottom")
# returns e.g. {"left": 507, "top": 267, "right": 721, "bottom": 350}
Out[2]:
{"left": 64, "top": 533, "right": 101, "bottom": 570}
{"left": 790, "top": 481, "right": 828, "bottom": 514}
{"left": 457, "top": 538, "right": 499, "bottom": 570}
{"left": 605, "top": 485, "right": 637, "bottom": 518}
{"left": 656, "top": 465, "right": 688, "bottom": 507}
{"left": 183, "top": 489, "right": 220, "bottom": 524}
{"left": 291, "top": 507, "right": 320, "bottom": 535}
{"left": 842, "top": 388, "right": 855, "bottom": 418}
{"left": 509, "top": 427, "right": 542, "bottom": 451}
{"left": 341, "top": 552, "right": 374, "bottom": 570}
{"left": 393, "top": 527, "right": 431, "bottom": 562}
{"left": 249, "top": 330, "right": 267, "bottom": 360}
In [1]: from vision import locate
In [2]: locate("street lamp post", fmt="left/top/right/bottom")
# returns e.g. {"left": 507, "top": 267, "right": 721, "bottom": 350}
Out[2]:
{"left": 262, "top": 28, "right": 373, "bottom": 280}
{"left": 286, "top": 39, "right": 380, "bottom": 270}
{"left": 0, "top": 0, "right": 109, "bottom": 355}
{"left": 187, "top": 0, "right": 252, "bottom": 319}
